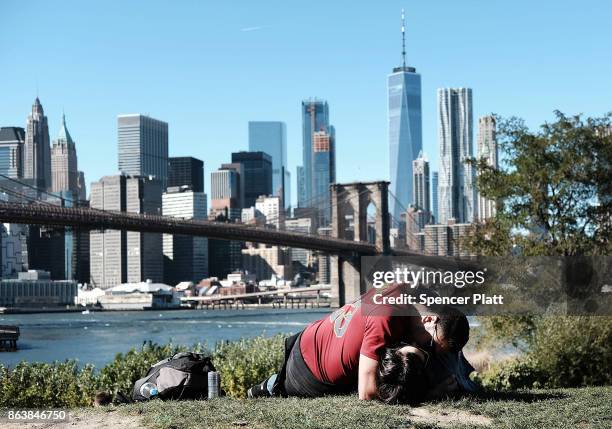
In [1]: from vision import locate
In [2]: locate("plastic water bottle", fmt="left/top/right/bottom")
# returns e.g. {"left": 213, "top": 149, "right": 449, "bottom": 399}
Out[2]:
{"left": 140, "top": 382, "right": 158, "bottom": 399}
{"left": 208, "top": 371, "right": 220, "bottom": 399}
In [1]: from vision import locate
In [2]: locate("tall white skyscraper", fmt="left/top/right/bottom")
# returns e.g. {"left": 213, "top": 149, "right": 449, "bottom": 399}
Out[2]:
{"left": 437, "top": 88, "right": 475, "bottom": 224}
{"left": 477, "top": 115, "right": 498, "bottom": 220}
{"left": 389, "top": 10, "right": 422, "bottom": 220}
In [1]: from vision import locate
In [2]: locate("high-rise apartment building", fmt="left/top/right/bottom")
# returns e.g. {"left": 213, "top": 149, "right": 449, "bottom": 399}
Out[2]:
{"left": 117, "top": 114, "right": 168, "bottom": 189}
{"left": 90, "top": 175, "right": 163, "bottom": 288}
{"left": 432, "top": 171, "right": 439, "bottom": 223}
{"left": 168, "top": 157, "right": 204, "bottom": 192}
{"left": 24, "top": 98, "right": 51, "bottom": 189}
{"left": 51, "top": 114, "right": 79, "bottom": 194}
{"left": 0, "top": 127, "right": 24, "bottom": 179}
{"left": 476, "top": 116, "right": 498, "bottom": 220}
{"left": 412, "top": 151, "right": 430, "bottom": 214}
{"left": 231, "top": 151, "right": 272, "bottom": 209}
{"left": 388, "top": 10, "right": 422, "bottom": 220}
{"left": 248, "top": 121, "right": 291, "bottom": 209}
{"left": 285, "top": 217, "right": 313, "bottom": 268}
{"left": 163, "top": 187, "right": 208, "bottom": 285}
{"left": 437, "top": 88, "right": 475, "bottom": 224}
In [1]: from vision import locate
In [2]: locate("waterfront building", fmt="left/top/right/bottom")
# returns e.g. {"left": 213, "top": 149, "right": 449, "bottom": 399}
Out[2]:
{"left": 117, "top": 114, "right": 168, "bottom": 189}
{"left": 0, "top": 127, "right": 24, "bottom": 178}
{"left": 168, "top": 157, "right": 204, "bottom": 193}
{"left": 388, "top": 10, "right": 422, "bottom": 220}
{"left": 162, "top": 186, "right": 208, "bottom": 285}
{"left": 231, "top": 151, "right": 272, "bottom": 209}
{"left": 241, "top": 245, "right": 292, "bottom": 281}
{"left": 90, "top": 174, "right": 163, "bottom": 289}
{"left": 437, "top": 88, "right": 475, "bottom": 224}
{"left": 1, "top": 223, "right": 25, "bottom": 278}
{"left": 24, "top": 98, "right": 52, "bottom": 189}
{"left": 248, "top": 121, "right": 291, "bottom": 209}
{"left": 476, "top": 115, "right": 498, "bottom": 220}
{"left": 0, "top": 270, "right": 77, "bottom": 308}
{"left": 432, "top": 171, "right": 439, "bottom": 223}
{"left": 51, "top": 114, "right": 79, "bottom": 194}
{"left": 98, "top": 280, "right": 180, "bottom": 310}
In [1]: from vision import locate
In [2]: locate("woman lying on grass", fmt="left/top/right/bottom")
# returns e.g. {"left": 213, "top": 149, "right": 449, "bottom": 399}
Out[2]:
{"left": 248, "top": 283, "right": 478, "bottom": 404}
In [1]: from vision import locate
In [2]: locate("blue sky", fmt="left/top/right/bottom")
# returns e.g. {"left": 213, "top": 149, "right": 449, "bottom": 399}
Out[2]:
{"left": 1, "top": 0, "right": 610, "bottom": 205}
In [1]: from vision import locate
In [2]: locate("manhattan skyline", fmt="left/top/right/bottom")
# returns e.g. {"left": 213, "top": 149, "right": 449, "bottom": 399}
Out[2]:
{"left": 1, "top": 0, "right": 610, "bottom": 206}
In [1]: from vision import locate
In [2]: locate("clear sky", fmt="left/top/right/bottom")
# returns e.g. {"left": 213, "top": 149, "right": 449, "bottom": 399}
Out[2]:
{"left": 1, "top": 0, "right": 610, "bottom": 205}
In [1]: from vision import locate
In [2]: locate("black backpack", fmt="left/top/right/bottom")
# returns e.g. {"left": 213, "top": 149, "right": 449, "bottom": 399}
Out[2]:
{"left": 131, "top": 352, "right": 217, "bottom": 401}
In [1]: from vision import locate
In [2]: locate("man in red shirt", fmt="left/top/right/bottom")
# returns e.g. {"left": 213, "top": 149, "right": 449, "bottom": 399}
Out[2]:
{"left": 248, "top": 285, "right": 471, "bottom": 402}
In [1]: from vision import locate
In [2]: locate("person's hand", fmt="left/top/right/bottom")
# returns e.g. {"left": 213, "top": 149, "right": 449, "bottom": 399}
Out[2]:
{"left": 427, "top": 375, "right": 458, "bottom": 399}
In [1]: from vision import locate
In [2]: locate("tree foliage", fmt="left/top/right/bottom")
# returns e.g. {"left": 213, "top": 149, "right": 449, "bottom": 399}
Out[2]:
{"left": 465, "top": 111, "right": 612, "bottom": 257}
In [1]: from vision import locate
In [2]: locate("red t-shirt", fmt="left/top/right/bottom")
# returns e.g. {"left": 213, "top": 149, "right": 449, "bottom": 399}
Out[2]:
{"left": 300, "top": 286, "right": 412, "bottom": 386}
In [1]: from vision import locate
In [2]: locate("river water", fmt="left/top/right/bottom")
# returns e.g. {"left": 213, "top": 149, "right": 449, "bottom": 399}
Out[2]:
{"left": 0, "top": 309, "right": 328, "bottom": 368}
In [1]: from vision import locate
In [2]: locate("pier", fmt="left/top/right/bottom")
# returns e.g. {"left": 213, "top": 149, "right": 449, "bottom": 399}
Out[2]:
{"left": 182, "top": 286, "right": 332, "bottom": 310}
{"left": 0, "top": 325, "right": 19, "bottom": 351}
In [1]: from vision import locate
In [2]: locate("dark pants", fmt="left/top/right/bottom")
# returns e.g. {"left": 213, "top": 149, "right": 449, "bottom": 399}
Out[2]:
{"left": 274, "top": 332, "right": 341, "bottom": 397}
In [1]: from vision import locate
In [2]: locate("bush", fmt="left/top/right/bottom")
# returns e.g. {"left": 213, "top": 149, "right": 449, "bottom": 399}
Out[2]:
{"left": 0, "top": 335, "right": 285, "bottom": 408}
{"left": 212, "top": 335, "right": 285, "bottom": 398}
{"left": 477, "top": 316, "right": 612, "bottom": 389}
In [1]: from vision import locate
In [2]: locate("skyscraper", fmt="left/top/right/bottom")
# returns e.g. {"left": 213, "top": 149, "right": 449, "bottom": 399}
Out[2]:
{"left": 163, "top": 187, "right": 208, "bottom": 284}
{"left": 412, "top": 151, "right": 430, "bottom": 214}
{"left": 437, "top": 88, "right": 475, "bottom": 224}
{"left": 388, "top": 10, "right": 422, "bottom": 220}
{"left": 431, "top": 171, "right": 439, "bottom": 223}
{"left": 248, "top": 121, "right": 291, "bottom": 209}
{"left": 210, "top": 165, "right": 242, "bottom": 220}
{"left": 299, "top": 99, "right": 332, "bottom": 209}
{"left": 51, "top": 114, "right": 79, "bottom": 195}
{"left": 117, "top": 114, "right": 168, "bottom": 189}
{"left": 24, "top": 98, "right": 51, "bottom": 189}
{"left": 231, "top": 151, "right": 272, "bottom": 208}
{"left": 312, "top": 130, "right": 336, "bottom": 227}
{"left": 90, "top": 174, "right": 163, "bottom": 288}
{"left": 168, "top": 157, "right": 204, "bottom": 192}
{"left": 0, "top": 127, "right": 24, "bottom": 179}
{"left": 477, "top": 116, "right": 498, "bottom": 220}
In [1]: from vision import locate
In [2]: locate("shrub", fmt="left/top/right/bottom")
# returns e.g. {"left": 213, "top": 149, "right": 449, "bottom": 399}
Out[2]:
{"left": 212, "top": 335, "right": 285, "bottom": 398}
{"left": 0, "top": 335, "right": 284, "bottom": 408}
{"left": 477, "top": 316, "right": 612, "bottom": 389}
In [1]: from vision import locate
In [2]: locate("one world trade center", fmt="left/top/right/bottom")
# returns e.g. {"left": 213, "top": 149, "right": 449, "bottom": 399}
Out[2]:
{"left": 388, "top": 9, "right": 422, "bottom": 222}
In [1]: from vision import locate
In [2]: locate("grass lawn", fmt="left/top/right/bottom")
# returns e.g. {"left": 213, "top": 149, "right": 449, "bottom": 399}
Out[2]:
{"left": 73, "top": 386, "right": 611, "bottom": 429}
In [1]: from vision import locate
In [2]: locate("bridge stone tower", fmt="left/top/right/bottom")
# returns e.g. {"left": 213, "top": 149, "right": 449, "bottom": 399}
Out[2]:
{"left": 330, "top": 181, "right": 390, "bottom": 307}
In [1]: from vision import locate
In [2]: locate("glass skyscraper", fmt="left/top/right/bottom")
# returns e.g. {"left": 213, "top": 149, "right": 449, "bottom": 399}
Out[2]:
{"left": 248, "top": 121, "right": 290, "bottom": 209}
{"left": 231, "top": 151, "right": 272, "bottom": 208}
{"left": 117, "top": 114, "right": 168, "bottom": 189}
{"left": 299, "top": 99, "right": 330, "bottom": 209}
{"left": 388, "top": 62, "right": 422, "bottom": 222}
{"left": 168, "top": 156, "right": 204, "bottom": 192}
{"left": 0, "top": 127, "right": 24, "bottom": 179}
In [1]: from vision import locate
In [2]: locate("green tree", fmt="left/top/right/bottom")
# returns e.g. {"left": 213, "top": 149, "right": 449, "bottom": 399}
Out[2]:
{"left": 465, "top": 112, "right": 612, "bottom": 362}
{"left": 466, "top": 111, "right": 611, "bottom": 257}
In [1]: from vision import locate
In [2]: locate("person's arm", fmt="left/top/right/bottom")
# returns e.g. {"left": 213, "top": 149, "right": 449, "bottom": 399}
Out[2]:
{"left": 358, "top": 353, "right": 379, "bottom": 400}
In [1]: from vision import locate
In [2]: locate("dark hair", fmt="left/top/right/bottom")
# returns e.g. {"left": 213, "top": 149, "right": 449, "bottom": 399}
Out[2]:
{"left": 376, "top": 346, "right": 427, "bottom": 405}
{"left": 436, "top": 305, "right": 470, "bottom": 353}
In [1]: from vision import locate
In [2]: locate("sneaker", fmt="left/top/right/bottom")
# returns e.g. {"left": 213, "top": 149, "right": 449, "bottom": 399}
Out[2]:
{"left": 247, "top": 380, "right": 270, "bottom": 398}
